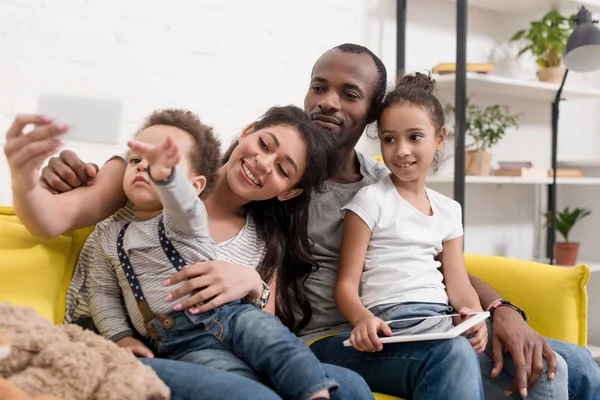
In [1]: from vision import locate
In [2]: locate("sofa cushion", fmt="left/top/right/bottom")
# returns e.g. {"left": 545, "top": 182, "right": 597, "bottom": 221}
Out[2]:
{"left": 0, "top": 206, "right": 93, "bottom": 324}
{"left": 465, "top": 254, "right": 589, "bottom": 346}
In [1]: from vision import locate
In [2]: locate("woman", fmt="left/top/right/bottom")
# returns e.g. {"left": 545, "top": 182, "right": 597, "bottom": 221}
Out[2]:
{"left": 4, "top": 108, "right": 373, "bottom": 400}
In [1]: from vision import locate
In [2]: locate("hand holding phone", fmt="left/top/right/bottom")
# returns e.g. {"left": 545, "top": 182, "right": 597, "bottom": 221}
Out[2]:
{"left": 36, "top": 94, "right": 123, "bottom": 145}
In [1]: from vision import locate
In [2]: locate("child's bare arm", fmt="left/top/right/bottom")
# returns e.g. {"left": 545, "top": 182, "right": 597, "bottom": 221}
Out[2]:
{"left": 335, "top": 211, "right": 374, "bottom": 326}
{"left": 440, "top": 236, "right": 482, "bottom": 312}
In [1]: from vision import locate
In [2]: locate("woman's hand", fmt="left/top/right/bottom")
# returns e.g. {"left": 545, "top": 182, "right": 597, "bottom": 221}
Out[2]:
{"left": 4, "top": 114, "right": 67, "bottom": 194}
{"left": 457, "top": 307, "right": 488, "bottom": 354}
{"left": 349, "top": 316, "right": 392, "bottom": 352}
{"left": 164, "top": 260, "right": 263, "bottom": 314}
{"left": 116, "top": 336, "right": 154, "bottom": 358}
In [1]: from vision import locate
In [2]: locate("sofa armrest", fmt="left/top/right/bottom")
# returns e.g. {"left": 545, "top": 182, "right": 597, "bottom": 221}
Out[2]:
{"left": 465, "top": 254, "right": 590, "bottom": 346}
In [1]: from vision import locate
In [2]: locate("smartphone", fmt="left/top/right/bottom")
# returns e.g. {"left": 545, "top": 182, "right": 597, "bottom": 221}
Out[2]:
{"left": 36, "top": 93, "right": 123, "bottom": 145}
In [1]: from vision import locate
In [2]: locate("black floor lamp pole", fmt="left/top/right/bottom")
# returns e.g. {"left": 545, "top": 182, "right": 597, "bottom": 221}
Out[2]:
{"left": 454, "top": 0, "right": 468, "bottom": 225}
{"left": 547, "top": 68, "right": 569, "bottom": 265}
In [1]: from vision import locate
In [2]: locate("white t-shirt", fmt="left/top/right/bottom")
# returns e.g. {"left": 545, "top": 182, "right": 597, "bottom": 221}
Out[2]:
{"left": 341, "top": 174, "right": 463, "bottom": 309}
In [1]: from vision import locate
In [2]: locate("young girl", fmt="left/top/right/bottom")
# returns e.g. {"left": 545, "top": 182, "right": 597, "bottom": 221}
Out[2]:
{"left": 9, "top": 106, "right": 344, "bottom": 400}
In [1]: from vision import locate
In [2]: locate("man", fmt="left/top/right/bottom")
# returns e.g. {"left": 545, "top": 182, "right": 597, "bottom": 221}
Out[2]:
{"left": 17, "top": 44, "right": 600, "bottom": 399}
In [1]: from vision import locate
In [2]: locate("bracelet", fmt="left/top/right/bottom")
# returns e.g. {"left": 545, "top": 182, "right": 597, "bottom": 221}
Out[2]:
{"left": 147, "top": 165, "right": 176, "bottom": 185}
{"left": 488, "top": 299, "right": 529, "bottom": 323}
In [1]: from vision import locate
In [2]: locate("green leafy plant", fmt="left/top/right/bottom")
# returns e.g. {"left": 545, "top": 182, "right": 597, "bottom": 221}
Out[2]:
{"left": 510, "top": 9, "right": 575, "bottom": 68}
{"left": 446, "top": 99, "right": 521, "bottom": 152}
{"left": 544, "top": 207, "right": 592, "bottom": 242}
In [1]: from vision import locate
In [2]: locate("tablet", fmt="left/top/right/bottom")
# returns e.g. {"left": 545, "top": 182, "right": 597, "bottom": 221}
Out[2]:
{"left": 342, "top": 311, "right": 490, "bottom": 346}
{"left": 36, "top": 93, "right": 123, "bottom": 145}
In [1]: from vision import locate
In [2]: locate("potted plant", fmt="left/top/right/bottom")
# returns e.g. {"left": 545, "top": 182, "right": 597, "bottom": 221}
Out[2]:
{"left": 510, "top": 9, "right": 575, "bottom": 83}
{"left": 544, "top": 206, "right": 592, "bottom": 265}
{"left": 447, "top": 99, "right": 521, "bottom": 176}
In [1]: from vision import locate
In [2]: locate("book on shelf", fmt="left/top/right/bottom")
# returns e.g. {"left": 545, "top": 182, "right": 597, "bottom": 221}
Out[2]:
{"left": 432, "top": 63, "right": 495, "bottom": 74}
{"left": 548, "top": 168, "right": 583, "bottom": 177}
{"left": 494, "top": 167, "right": 547, "bottom": 178}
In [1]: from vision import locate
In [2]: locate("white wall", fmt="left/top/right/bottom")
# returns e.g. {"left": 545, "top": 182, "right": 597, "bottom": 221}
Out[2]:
{"left": 2, "top": 0, "right": 600, "bottom": 261}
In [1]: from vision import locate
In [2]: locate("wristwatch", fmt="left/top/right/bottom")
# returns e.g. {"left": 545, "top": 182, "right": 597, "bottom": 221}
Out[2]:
{"left": 243, "top": 281, "right": 271, "bottom": 309}
{"left": 487, "top": 299, "right": 529, "bottom": 323}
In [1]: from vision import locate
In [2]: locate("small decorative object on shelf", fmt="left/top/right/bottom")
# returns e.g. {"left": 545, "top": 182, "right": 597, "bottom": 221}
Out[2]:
{"left": 447, "top": 99, "right": 521, "bottom": 176}
{"left": 432, "top": 62, "right": 494, "bottom": 75}
{"left": 544, "top": 207, "right": 592, "bottom": 265}
{"left": 510, "top": 9, "right": 575, "bottom": 83}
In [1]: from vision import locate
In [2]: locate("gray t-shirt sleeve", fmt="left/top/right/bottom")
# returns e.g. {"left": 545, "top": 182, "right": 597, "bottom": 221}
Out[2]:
{"left": 152, "top": 166, "right": 210, "bottom": 240}
{"left": 88, "top": 231, "right": 134, "bottom": 342}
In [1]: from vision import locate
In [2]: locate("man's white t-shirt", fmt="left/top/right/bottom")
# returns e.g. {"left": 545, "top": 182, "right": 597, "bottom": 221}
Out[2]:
{"left": 341, "top": 174, "right": 464, "bottom": 309}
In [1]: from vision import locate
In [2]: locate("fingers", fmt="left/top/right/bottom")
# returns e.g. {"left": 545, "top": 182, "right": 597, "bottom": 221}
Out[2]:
{"left": 542, "top": 341, "right": 557, "bottom": 380}
{"left": 132, "top": 346, "right": 154, "bottom": 358}
{"left": 165, "top": 263, "right": 208, "bottom": 286}
{"left": 85, "top": 163, "right": 99, "bottom": 179}
{"left": 6, "top": 114, "right": 53, "bottom": 139}
{"left": 10, "top": 138, "right": 63, "bottom": 168}
{"left": 380, "top": 320, "right": 392, "bottom": 337}
{"left": 60, "top": 149, "right": 95, "bottom": 185}
{"left": 472, "top": 326, "right": 488, "bottom": 354}
{"left": 490, "top": 333, "right": 504, "bottom": 378}
{"left": 527, "top": 343, "right": 544, "bottom": 388}
{"left": 128, "top": 140, "right": 155, "bottom": 155}
{"left": 184, "top": 294, "right": 226, "bottom": 315}
{"left": 508, "top": 349, "right": 529, "bottom": 399}
{"left": 5, "top": 123, "right": 66, "bottom": 163}
{"left": 177, "top": 286, "right": 219, "bottom": 312}
{"left": 40, "top": 161, "right": 75, "bottom": 193}
{"left": 353, "top": 327, "right": 376, "bottom": 352}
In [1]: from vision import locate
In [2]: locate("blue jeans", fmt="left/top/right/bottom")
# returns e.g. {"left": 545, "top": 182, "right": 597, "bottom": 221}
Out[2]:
{"left": 139, "top": 357, "right": 281, "bottom": 400}
{"left": 545, "top": 338, "right": 600, "bottom": 400}
{"left": 311, "top": 303, "right": 569, "bottom": 400}
{"left": 311, "top": 302, "right": 484, "bottom": 400}
{"left": 148, "top": 302, "right": 337, "bottom": 400}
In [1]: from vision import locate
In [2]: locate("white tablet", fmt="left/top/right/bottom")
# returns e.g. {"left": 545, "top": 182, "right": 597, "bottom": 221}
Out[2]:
{"left": 36, "top": 93, "right": 123, "bottom": 145}
{"left": 342, "top": 311, "right": 490, "bottom": 347}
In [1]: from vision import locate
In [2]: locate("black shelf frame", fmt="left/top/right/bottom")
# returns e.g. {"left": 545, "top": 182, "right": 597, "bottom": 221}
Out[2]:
{"left": 396, "top": 0, "right": 467, "bottom": 226}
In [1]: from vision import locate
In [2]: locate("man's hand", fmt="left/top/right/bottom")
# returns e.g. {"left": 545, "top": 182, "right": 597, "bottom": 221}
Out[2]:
{"left": 128, "top": 135, "right": 180, "bottom": 181}
{"left": 4, "top": 115, "right": 67, "bottom": 194}
{"left": 491, "top": 306, "right": 557, "bottom": 398}
{"left": 115, "top": 336, "right": 154, "bottom": 358}
{"left": 41, "top": 150, "right": 99, "bottom": 193}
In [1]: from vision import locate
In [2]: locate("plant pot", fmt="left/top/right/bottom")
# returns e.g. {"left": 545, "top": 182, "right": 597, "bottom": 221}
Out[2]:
{"left": 465, "top": 151, "right": 492, "bottom": 176}
{"left": 537, "top": 66, "right": 567, "bottom": 84}
{"left": 554, "top": 242, "right": 580, "bottom": 266}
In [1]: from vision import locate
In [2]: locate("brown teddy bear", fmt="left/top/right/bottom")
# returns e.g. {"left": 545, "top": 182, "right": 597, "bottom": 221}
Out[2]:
{"left": 0, "top": 303, "right": 170, "bottom": 400}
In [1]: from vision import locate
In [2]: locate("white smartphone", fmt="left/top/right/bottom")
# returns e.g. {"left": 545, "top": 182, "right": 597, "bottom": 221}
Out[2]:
{"left": 36, "top": 94, "right": 123, "bottom": 145}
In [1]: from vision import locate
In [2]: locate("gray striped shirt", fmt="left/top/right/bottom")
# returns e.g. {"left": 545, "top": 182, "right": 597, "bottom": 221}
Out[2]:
{"left": 64, "top": 156, "right": 266, "bottom": 342}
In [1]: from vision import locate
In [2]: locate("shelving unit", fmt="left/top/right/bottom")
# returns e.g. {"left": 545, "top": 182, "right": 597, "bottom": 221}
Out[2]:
{"left": 426, "top": 175, "right": 600, "bottom": 185}
{"left": 435, "top": 73, "right": 600, "bottom": 101}
{"left": 442, "top": 0, "right": 600, "bottom": 13}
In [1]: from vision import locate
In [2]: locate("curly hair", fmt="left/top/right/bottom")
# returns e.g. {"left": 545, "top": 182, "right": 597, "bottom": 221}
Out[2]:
{"left": 138, "top": 109, "right": 221, "bottom": 195}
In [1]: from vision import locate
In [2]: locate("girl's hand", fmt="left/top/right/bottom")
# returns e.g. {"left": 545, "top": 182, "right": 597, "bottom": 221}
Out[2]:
{"left": 128, "top": 135, "right": 180, "bottom": 181}
{"left": 4, "top": 114, "right": 67, "bottom": 194}
{"left": 350, "top": 316, "right": 392, "bottom": 352}
{"left": 164, "top": 260, "right": 263, "bottom": 314}
{"left": 457, "top": 307, "right": 488, "bottom": 354}
{"left": 115, "top": 336, "right": 154, "bottom": 358}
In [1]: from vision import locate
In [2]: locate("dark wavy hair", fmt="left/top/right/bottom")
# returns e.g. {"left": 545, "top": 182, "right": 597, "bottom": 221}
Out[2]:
{"left": 222, "top": 105, "right": 339, "bottom": 332}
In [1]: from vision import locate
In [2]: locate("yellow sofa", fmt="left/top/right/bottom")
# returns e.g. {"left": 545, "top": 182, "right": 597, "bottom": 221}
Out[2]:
{"left": 0, "top": 206, "right": 591, "bottom": 400}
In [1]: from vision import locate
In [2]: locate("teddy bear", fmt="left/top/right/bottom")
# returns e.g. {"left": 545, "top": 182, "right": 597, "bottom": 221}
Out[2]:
{"left": 0, "top": 303, "right": 170, "bottom": 400}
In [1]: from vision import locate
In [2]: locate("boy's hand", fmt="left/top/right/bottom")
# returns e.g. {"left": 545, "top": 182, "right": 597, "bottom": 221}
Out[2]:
{"left": 128, "top": 135, "right": 180, "bottom": 181}
{"left": 350, "top": 316, "right": 392, "bottom": 352}
{"left": 115, "top": 336, "right": 154, "bottom": 358}
{"left": 4, "top": 114, "right": 67, "bottom": 194}
{"left": 457, "top": 307, "right": 488, "bottom": 353}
